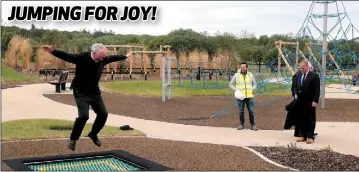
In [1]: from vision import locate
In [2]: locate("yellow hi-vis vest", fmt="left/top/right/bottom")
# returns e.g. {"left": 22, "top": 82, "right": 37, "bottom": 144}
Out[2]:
{"left": 235, "top": 72, "right": 254, "bottom": 98}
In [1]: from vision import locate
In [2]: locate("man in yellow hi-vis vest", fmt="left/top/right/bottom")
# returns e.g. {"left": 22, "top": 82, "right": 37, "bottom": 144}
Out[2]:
{"left": 229, "top": 62, "right": 258, "bottom": 130}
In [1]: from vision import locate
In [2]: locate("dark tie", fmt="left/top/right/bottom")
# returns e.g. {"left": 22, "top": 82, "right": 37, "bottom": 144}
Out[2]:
{"left": 302, "top": 73, "right": 306, "bottom": 86}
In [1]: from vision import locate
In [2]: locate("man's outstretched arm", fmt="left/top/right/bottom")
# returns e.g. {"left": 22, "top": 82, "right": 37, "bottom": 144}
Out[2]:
{"left": 103, "top": 51, "right": 132, "bottom": 65}
{"left": 103, "top": 55, "right": 128, "bottom": 65}
{"left": 40, "top": 45, "right": 81, "bottom": 64}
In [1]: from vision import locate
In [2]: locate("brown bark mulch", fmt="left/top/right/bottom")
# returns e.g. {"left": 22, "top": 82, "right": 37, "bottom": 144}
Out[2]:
{"left": 1, "top": 137, "right": 286, "bottom": 171}
{"left": 43, "top": 92, "right": 359, "bottom": 130}
{"left": 250, "top": 146, "right": 359, "bottom": 171}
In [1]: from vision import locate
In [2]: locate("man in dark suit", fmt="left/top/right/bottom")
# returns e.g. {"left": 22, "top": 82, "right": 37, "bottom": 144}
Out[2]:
{"left": 41, "top": 43, "right": 132, "bottom": 151}
{"left": 291, "top": 59, "right": 320, "bottom": 144}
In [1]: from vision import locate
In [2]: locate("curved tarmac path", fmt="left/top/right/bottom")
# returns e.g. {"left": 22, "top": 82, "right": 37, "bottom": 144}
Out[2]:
{"left": 2, "top": 83, "right": 359, "bottom": 159}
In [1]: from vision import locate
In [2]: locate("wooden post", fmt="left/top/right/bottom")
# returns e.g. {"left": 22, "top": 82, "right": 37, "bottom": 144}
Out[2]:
{"left": 328, "top": 53, "right": 345, "bottom": 76}
{"left": 297, "top": 49, "right": 308, "bottom": 61}
{"left": 278, "top": 41, "right": 282, "bottom": 74}
{"left": 143, "top": 53, "right": 148, "bottom": 75}
{"left": 296, "top": 41, "right": 299, "bottom": 66}
{"left": 305, "top": 43, "right": 319, "bottom": 63}
{"left": 275, "top": 41, "right": 294, "bottom": 76}
{"left": 140, "top": 50, "right": 144, "bottom": 74}
{"left": 113, "top": 47, "right": 118, "bottom": 72}
{"left": 106, "top": 63, "right": 110, "bottom": 73}
{"left": 129, "top": 47, "right": 133, "bottom": 78}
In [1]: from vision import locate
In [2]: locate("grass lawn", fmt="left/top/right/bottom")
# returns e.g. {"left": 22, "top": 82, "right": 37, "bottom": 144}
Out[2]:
{"left": 100, "top": 72, "right": 351, "bottom": 98}
{"left": 1, "top": 119, "right": 145, "bottom": 141}
{"left": 100, "top": 80, "right": 291, "bottom": 97}
{"left": 1, "top": 64, "right": 39, "bottom": 82}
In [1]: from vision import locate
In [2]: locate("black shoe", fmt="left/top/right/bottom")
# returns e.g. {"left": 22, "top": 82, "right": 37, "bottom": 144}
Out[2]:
{"left": 87, "top": 134, "right": 101, "bottom": 147}
{"left": 68, "top": 140, "right": 76, "bottom": 151}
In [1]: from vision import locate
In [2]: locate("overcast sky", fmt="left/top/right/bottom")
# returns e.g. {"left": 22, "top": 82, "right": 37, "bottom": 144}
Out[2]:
{"left": 2, "top": 1, "right": 359, "bottom": 39}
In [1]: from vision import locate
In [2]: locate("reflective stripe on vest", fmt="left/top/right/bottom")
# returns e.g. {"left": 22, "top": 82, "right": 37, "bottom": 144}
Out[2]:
{"left": 235, "top": 73, "right": 253, "bottom": 98}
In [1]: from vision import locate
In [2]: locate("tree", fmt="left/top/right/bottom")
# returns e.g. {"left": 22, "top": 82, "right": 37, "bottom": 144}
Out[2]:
{"left": 258, "top": 35, "right": 269, "bottom": 45}
{"left": 251, "top": 46, "right": 266, "bottom": 73}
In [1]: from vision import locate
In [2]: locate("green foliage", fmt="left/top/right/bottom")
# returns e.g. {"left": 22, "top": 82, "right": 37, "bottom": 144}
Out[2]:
{"left": 1, "top": 64, "right": 39, "bottom": 81}
{"left": 2, "top": 25, "right": 358, "bottom": 65}
{"left": 1, "top": 119, "right": 144, "bottom": 140}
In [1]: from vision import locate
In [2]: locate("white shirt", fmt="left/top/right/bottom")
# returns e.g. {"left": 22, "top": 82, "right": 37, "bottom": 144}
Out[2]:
{"left": 301, "top": 71, "right": 309, "bottom": 85}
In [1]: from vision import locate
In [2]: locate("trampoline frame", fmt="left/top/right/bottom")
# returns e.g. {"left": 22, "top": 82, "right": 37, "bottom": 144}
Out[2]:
{"left": 3, "top": 150, "right": 171, "bottom": 171}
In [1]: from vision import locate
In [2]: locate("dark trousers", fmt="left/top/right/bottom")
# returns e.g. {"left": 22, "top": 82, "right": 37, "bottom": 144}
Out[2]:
{"left": 297, "top": 102, "right": 316, "bottom": 140}
{"left": 236, "top": 98, "right": 255, "bottom": 126}
{"left": 70, "top": 89, "right": 108, "bottom": 140}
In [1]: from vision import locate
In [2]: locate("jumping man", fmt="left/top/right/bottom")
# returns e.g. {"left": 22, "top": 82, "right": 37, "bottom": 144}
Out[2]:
{"left": 41, "top": 43, "right": 132, "bottom": 150}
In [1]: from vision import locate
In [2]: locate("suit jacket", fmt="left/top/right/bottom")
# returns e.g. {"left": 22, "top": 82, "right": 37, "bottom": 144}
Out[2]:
{"left": 291, "top": 71, "right": 321, "bottom": 106}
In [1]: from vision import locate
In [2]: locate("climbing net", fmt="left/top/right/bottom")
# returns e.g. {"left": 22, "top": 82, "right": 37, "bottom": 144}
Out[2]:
{"left": 211, "top": 1, "right": 359, "bottom": 119}
{"left": 262, "top": 1, "right": 359, "bottom": 95}
{"left": 296, "top": 1, "right": 359, "bottom": 93}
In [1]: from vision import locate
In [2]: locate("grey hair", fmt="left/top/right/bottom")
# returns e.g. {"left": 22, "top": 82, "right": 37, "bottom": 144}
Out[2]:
{"left": 91, "top": 43, "right": 106, "bottom": 53}
{"left": 299, "top": 59, "right": 309, "bottom": 66}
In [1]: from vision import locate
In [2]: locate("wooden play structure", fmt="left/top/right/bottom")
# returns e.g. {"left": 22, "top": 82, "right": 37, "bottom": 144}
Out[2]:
{"left": 35, "top": 44, "right": 172, "bottom": 81}
{"left": 305, "top": 42, "right": 344, "bottom": 76}
{"left": 131, "top": 45, "right": 171, "bottom": 79}
{"left": 275, "top": 41, "right": 296, "bottom": 75}
{"left": 104, "top": 44, "right": 145, "bottom": 74}
{"left": 274, "top": 40, "right": 344, "bottom": 76}
{"left": 103, "top": 44, "right": 171, "bottom": 79}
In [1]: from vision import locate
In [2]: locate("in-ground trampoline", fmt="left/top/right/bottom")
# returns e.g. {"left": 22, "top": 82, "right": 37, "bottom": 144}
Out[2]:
{"left": 3, "top": 150, "right": 171, "bottom": 171}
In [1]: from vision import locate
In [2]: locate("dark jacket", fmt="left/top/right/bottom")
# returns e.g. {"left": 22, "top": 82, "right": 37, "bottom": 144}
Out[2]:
{"left": 284, "top": 70, "right": 320, "bottom": 129}
{"left": 51, "top": 50, "right": 127, "bottom": 93}
{"left": 284, "top": 98, "right": 298, "bottom": 129}
{"left": 291, "top": 70, "right": 320, "bottom": 106}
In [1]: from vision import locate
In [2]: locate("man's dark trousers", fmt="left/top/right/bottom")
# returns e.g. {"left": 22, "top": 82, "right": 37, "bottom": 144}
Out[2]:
{"left": 297, "top": 100, "right": 316, "bottom": 140}
{"left": 70, "top": 89, "right": 108, "bottom": 140}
